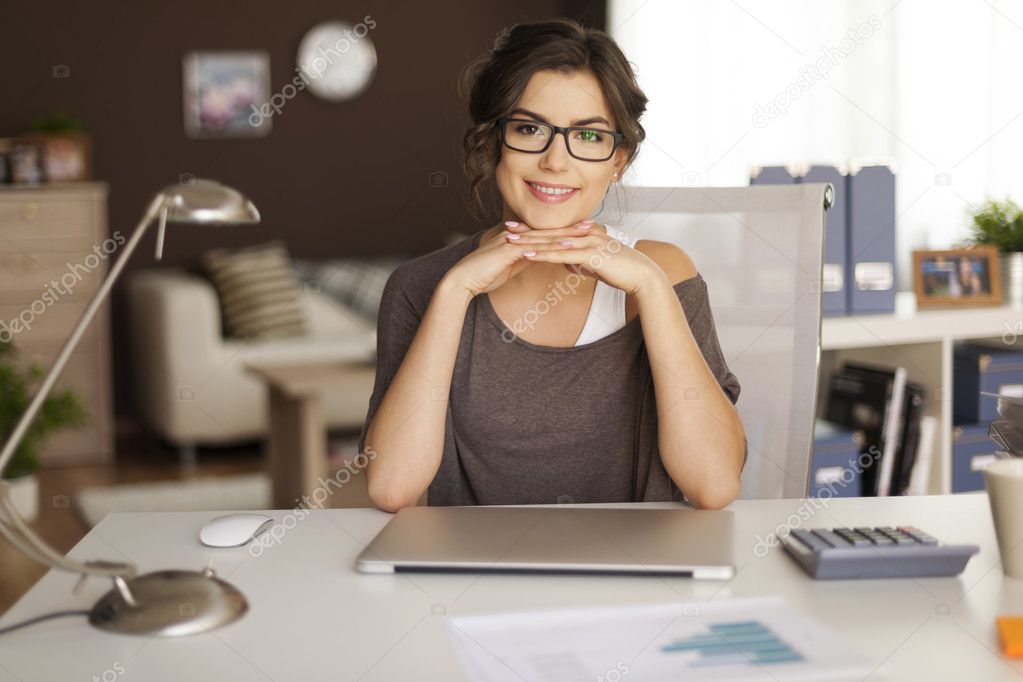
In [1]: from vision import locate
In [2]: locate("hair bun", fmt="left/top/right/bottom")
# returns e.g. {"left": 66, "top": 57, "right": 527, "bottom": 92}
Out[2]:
{"left": 492, "top": 24, "right": 517, "bottom": 53}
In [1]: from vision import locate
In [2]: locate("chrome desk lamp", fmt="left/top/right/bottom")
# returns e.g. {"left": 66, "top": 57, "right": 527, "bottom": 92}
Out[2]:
{"left": 0, "top": 179, "right": 259, "bottom": 636}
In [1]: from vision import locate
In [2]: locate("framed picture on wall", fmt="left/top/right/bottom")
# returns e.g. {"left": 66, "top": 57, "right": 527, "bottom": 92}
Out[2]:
{"left": 183, "top": 50, "right": 271, "bottom": 138}
{"left": 913, "top": 246, "right": 1002, "bottom": 308}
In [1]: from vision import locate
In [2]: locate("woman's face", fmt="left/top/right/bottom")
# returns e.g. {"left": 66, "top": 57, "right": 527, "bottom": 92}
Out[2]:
{"left": 494, "top": 69, "right": 626, "bottom": 230}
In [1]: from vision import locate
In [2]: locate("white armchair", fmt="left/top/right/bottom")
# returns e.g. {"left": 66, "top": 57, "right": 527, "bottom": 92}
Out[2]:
{"left": 126, "top": 268, "right": 377, "bottom": 463}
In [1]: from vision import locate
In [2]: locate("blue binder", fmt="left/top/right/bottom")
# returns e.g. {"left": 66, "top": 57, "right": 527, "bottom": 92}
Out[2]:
{"left": 846, "top": 164, "right": 896, "bottom": 314}
{"left": 803, "top": 165, "right": 848, "bottom": 316}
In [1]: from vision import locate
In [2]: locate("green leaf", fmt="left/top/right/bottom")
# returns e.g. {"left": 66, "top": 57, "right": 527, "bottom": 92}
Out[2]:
{"left": 0, "top": 339, "right": 88, "bottom": 479}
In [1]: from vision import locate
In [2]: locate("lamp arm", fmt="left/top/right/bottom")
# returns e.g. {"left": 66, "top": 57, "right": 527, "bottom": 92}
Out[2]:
{"left": 0, "top": 192, "right": 166, "bottom": 585}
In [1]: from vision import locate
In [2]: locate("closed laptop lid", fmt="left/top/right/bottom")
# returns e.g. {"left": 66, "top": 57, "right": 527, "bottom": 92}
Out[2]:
{"left": 355, "top": 505, "right": 735, "bottom": 579}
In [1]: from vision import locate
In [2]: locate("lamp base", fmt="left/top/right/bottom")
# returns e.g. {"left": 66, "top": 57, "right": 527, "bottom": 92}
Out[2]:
{"left": 89, "top": 569, "right": 247, "bottom": 637}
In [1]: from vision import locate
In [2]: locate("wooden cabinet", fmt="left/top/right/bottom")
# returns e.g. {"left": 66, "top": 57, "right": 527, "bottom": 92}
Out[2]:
{"left": 0, "top": 183, "right": 113, "bottom": 466}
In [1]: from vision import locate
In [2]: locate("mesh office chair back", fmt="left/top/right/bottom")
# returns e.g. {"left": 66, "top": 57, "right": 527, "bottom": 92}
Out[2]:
{"left": 611, "top": 184, "right": 831, "bottom": 499}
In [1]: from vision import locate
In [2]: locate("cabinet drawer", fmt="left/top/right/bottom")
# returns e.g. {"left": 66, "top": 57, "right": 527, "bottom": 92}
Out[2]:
{"left": 0, "top": 197, "right": 99, "bottom": 242}
{"left": 0, "top": 302, "right": 100, "bottom": 349}
{"left": 0, "top": 250, "right": 106, "bottom": 299}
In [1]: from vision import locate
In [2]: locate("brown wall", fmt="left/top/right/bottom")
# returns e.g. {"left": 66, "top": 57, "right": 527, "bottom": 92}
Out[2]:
{"left": 0, "top": 0, "right": 605, "bottom": 418}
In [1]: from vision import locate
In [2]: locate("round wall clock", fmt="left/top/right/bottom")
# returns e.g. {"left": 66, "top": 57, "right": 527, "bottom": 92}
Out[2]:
{"left": 297, "top": 21, "right": 377, "bottom": 101}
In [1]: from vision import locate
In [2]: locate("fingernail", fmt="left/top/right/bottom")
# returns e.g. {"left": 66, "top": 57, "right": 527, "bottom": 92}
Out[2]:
{"left": 581, "top": 219, "right": 595, "bottom": 224}
{"left": 523, "top": 250, "right": 537, "bottom": 257}
{"left": 577, "top": 224, "right": 592, "bottom": 230}
{"left": 505, "top": 220, "right": 519, "bottom": 227}
{"left": 560, "top": 240, "right": 573, "bottom": 247}
{"left": 507, "top": 233, "right": 521, "bottom": 240}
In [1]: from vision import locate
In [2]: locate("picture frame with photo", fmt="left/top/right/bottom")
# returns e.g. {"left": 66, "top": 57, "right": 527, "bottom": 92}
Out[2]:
{"left": 21, "top": 132, "right": 92, "bottom": 181}
{"left": 183, "top": 50, "right": 271, "bottom": 138}
{"left": 913, "top": 246, "right": 1002, "bottom": 308}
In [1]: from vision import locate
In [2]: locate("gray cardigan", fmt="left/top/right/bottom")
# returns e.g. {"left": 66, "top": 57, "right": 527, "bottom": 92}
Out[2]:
{"left": 358, "top": 228, "right": 742, "bottom": 506}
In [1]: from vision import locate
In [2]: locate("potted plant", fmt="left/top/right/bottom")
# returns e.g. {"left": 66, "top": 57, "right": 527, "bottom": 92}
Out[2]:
{"left": 966, "top": 198, "right": 1023, "bottom": 306}
{"left": 0, "top": 340, "right": 86, "bottom": 521}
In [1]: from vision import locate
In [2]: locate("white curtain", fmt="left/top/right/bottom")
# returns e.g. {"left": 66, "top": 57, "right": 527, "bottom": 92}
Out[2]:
{"left": 609, "top": 0, "right": 1023, "bottom": 291}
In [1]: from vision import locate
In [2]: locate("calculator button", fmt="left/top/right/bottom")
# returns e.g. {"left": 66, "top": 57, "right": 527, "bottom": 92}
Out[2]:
{"left": 791, "top": 529, "right": 830, "bottom": 551}
{"left": 897, "top": 526, "right": 939, "bottom": 545}
{"left": 811, "top": 529, "right": 850, "bottom": 547}
{"left": 879, "top": 528, "right": 916, "bottom": 546}
{"left": 834, "top": 528, "right": 872, "bottom": 547}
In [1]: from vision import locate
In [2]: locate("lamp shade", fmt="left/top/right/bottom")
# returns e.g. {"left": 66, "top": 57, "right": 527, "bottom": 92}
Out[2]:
{"left": 161, "top": 179, "right": 260, "bottom": 224}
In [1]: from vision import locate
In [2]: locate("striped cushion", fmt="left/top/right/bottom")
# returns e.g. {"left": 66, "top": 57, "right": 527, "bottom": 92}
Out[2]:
{"left": 292, "top": 256, "right": 407, "bottom": 323}
{"left": 203, "top": 241, "right": 307, "bottom": 339}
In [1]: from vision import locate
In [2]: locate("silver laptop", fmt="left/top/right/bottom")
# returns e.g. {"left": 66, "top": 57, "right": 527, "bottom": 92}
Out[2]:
{"left": 355, "top": 505, "right": 735, "bottom": 579}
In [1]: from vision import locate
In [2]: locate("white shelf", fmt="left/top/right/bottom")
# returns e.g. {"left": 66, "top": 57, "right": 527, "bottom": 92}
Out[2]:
{"left": 822, "top": 292, "right": 1022, "bottom": 350}
{"left": 818, "top": 292, "right": 1020, "bottom": 495}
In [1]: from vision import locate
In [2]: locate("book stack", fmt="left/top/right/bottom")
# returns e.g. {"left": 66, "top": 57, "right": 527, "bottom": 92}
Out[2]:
{"left": 823, "top": 362, "right": 931, "bottom": 496}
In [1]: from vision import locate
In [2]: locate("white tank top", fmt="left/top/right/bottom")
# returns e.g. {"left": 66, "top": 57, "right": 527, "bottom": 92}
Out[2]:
{"left": 574, "top": 227, "right": 639, "bottom": 346}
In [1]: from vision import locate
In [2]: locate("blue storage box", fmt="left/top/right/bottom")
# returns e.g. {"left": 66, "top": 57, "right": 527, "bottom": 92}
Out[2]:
{"left": 846, "top": 164, "right": 896, "bottom": 315}
{"left": 811, "top": 420, "right": 864, "bottom": 497}
{"left": 951, "top": 423, "right": 1001, "bottom": 493}
{"left": 953, "top": 342, "right": 1023, "bottom": 424}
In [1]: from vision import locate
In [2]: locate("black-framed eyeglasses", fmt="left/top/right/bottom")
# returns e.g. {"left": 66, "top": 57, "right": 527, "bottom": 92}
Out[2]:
{"left": 497, "top": 117, "right": 624, "bottom": 162}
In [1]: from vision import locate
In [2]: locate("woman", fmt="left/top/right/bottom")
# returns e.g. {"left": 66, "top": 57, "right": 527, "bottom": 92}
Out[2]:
{"left": 359, "top": 19, "right": 747, "bottom": 511}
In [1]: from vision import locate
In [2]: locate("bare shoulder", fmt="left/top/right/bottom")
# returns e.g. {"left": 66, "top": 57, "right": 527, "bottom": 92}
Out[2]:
{"left": 634, "top": 239, "right": 699, "bottom": 285}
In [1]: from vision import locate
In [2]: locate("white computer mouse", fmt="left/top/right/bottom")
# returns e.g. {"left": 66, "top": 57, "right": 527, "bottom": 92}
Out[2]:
{"left": 199, "top": 513, "right": 274, "bottom": 548}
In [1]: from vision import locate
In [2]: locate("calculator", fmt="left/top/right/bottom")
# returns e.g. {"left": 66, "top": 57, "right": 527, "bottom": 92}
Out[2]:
{"left": 779, "top": 526, "right": 980, "bottom": 579}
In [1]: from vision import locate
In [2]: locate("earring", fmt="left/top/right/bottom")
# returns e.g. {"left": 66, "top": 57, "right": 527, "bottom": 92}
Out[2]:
{"left": 612, "top": 171, "right": 619, "bottom": 180}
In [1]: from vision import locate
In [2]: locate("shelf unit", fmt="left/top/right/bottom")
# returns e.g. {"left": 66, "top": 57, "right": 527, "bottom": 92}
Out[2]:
{"left": 818, "top": 291, "right": 1021, "bottom": 495}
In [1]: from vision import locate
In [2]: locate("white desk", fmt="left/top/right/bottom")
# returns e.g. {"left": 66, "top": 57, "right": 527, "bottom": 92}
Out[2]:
{"left": 1, "top": 495, "right": 1021, "bottom": 681}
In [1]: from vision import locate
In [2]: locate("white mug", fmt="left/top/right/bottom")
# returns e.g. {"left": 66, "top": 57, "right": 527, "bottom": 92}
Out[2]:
{"left": 984, "top": 458, "right": 1023, "bottom": 580}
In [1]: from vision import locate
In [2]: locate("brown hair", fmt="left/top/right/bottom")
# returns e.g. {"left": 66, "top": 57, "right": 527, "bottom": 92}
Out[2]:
{"left": 459, "top": 18, "right": 648, "bottom": 220}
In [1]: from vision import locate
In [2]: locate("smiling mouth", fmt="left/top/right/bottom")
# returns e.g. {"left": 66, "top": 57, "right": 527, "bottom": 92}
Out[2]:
{"left": 524, "top": 180, "right": 579, "bottom": 201}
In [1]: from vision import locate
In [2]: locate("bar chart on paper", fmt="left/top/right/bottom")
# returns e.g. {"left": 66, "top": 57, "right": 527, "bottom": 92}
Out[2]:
{"left": 660, "top": 620, "right": 803, "bottom": 668}
{"left": 445, "top": 596, "right": 873, "bottom": 682}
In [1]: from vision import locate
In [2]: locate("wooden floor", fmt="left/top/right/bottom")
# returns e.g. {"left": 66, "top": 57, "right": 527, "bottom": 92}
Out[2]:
{"left": 0, "top": 424, "right": 362, "bottom": 615}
